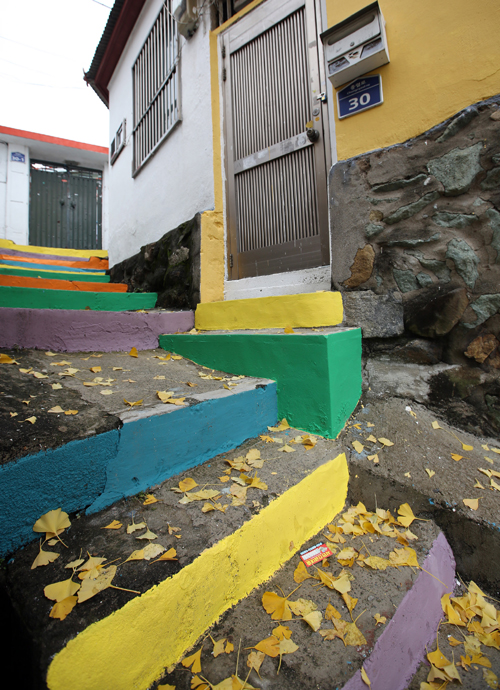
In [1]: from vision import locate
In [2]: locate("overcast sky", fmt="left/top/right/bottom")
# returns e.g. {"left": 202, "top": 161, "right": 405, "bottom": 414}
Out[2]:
{"left": 0, "top": 0, "right": 111, "bottom": 147}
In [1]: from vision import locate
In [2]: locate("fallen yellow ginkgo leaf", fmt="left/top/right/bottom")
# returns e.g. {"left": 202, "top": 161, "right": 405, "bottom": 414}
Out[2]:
{"left": 51, "top": 383, "right": 62, "bottom": 390}
{"left": 64, "top": 410, "right": 78, "bottom": 416}
{"left": 157, "top": 390, "right": 174, "bottom": 403}
{"left": 24, "top": 416, "right": 37, "bottom": 424}
{"left": 352, "top": 440, "right": 364, "bottom": 454}
{"left": 181, "top": 649, "right": 202, "bottom": 674}
{"left": 151, "top": 548, "right": 177, "bottom": 562}
{"left": 90, "top": 366, "right": 101, "bottom": 373}
{"left": 49, "top": 595, "right": 78, "bottom": 621}
{"left": 0, "top": 353, "right": 18, "bottom": 364}
{"left": 361, "top": 667, "right": 371, "bottom": 686}
{"left": 48, "top": 406, "right": 65, "bottom": 414}
{"left": 44, "top": 576, "right": 80, "bottom": 602}
{"left": 124, "top": 399, "right": 143, "bottom": 407}
{"left": 143, "top": 494, "right": 158, "bottom": 505}
{"left": 78, "top": 565, "right": 117, "bottom": 603}
{"left": 127, "top": 519, "right": 146, "bottom": 534}
{"left": 378, "top": 437, "right": 394, "bottom": 447}
{"left": 33, "top": 508, "right": 70, "bottom": 545}
{"left": 129, "top": 347, "right": 139, "bottom": 357}
{"left": 425, "top": 468, "right": 436, "bottom": 478}
{"left": 102, "top": 520, "right": 122, "bottom": 529}
{"left": 31, "top": 542, "right": 60, "bottom": 569}
{"left": 178, "top": 477, "right": 198, "bottom": 492}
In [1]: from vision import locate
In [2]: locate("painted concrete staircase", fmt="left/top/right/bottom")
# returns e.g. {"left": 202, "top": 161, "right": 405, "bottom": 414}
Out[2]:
{"left": 1, "top": 285, "right": 362, "bottom": 689}
{"left": 0, "top": 240, "right": 194, "bottom": 351}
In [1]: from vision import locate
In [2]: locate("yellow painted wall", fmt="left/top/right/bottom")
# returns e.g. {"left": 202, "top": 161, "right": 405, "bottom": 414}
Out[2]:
{"left": 325, "top": 0, "right": 500, "bottom": 160}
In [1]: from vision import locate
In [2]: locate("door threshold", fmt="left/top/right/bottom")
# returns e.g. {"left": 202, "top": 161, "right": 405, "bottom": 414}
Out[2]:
{"left": 224, "top": 265, "right": 331, "bottom": 300}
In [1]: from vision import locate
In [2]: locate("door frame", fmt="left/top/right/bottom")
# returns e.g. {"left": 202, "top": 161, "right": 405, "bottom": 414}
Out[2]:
{"left": 219, "top": 0, "right": 332, "bottom": 282}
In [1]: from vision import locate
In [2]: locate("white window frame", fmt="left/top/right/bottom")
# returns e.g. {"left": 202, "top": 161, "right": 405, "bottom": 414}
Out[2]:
{"left": 110, "top": 119, "right": 126, "bottom": 165}
{"left": 132, "top": 0, "right": 180, "bottom": 176}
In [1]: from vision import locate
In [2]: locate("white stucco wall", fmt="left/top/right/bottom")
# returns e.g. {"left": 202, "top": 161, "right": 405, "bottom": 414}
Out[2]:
{"left": 106, "top": 0, "right": 215, "bottom": 267}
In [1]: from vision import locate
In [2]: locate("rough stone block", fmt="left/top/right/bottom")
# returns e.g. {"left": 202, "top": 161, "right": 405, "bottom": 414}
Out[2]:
{"left": 427, "top": 143, "right": 483, "bottom": 196}
{"left": 385, "top": 191, "right": 440, "bottom": 225}
{"left": 342, "top": 291, "right": 404, "bottom": 338}
{"left": 481, "top": 166, "right": 500, "bottom": 190}
{"left": 445, "top": 238, "right": 479, "bottom": 289}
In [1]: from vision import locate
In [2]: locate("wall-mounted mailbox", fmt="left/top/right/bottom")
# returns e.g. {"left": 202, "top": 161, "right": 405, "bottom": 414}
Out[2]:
{"left": 320, "top": 2, "right": 389, "bottom": 89}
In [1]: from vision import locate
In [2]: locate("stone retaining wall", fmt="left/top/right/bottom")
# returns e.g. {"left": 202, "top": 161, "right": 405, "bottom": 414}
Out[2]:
{"left": 109, "top": 214, "right": 201, "bottom": 310}
{"left": 331, "top": 97, "right": 500, "bottom": 435}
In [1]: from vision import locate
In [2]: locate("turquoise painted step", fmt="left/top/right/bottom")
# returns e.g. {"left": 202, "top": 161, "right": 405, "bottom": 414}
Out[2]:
{"left": 0, "top": 286, "right": 157, "bottom": 311}
{"left": 159, "top": 329, "right": 362, "bottom": 438}
{"left": 0, "top": 267, "right": 110, "bottom": 282}
{"left": 0, "top": 378, "right": 277, "bottom": 556}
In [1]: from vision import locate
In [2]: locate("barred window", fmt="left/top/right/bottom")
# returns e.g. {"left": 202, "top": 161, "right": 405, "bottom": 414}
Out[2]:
{"left": 132, "top": 1, "right": 179, "bottom": 175}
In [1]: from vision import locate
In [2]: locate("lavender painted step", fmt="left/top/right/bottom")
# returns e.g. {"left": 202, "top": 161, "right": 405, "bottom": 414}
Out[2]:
{"left": 342, "top": 531, "right": 455, "bottom": 690}
{"left": 0, "top": 247, "right": 93, "bottom": 262}
{"left": 0, "top": 307, "right": 194, "bottom": 352}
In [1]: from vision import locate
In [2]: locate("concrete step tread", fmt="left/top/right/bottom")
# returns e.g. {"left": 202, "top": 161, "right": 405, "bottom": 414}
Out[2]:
{"left": 0, "top": 346, "right": 277, "bottom": 555}
{"left": 3, "top": 430, "right": 348, "bottom": 688}
{"left": 343, "top": 396, "right": 500, "bottom": 591}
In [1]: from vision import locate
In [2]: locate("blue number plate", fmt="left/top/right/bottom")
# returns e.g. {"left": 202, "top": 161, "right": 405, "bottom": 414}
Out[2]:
{"left": 337, "top": 75, "right": 383, "bottom": 119}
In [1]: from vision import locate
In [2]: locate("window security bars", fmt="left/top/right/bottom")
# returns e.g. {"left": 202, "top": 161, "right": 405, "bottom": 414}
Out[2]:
{"left": 132, "top": 1, "right": 179, "bottom": 175}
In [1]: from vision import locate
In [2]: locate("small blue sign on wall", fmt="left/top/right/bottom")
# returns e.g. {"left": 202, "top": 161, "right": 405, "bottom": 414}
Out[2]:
{"left": 337, "top": 75, "right": 383, "bottom": 119}
{"left": 11, "top": 152, "right": 26, "bottom": 163}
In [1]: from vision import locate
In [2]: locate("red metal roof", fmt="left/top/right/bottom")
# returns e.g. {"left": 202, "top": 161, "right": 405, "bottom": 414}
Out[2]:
{"left": 0, "top": 125, "right": 108, "bottom": 153}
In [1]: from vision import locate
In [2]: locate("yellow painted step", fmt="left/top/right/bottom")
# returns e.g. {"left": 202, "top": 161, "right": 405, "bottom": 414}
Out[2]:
{"left": 47, "top": 453, "right": 348, "bottom": 690}
{"left": 196, "top": 291, "right": 343, "bottom": 331}
{"left": 0, "top": 239, "right": 107, "bottom": 259}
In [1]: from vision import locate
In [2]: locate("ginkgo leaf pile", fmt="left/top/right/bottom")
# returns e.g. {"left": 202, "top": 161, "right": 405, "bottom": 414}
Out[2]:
{"left": 170, "top": 448, "right": 270, "bottom": 513}
{"left": 418, "top": 580, "right": 500, "bottom": 688}
{"left": 160, "top": 501, "right": 445, "bottom": 689}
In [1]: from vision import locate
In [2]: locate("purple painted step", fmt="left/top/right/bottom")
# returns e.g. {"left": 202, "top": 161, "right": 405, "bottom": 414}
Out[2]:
{"left": 342, "top": 531, "right": 455, "bottom": 690}
{"left": 0, "top": 247, "right": 92, "bottom": 263}
{"left": 0, "top": 307, "right": 194, "bottom": 352}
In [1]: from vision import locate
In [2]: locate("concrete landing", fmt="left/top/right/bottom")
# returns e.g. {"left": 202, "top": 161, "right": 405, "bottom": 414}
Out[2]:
{"left": 0, "top": 307, "right": 194, "bottom": 351}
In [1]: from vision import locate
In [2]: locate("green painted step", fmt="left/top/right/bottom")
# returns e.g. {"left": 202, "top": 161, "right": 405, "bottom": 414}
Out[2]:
{"left": 159, "top": 329, "right": 362, "bottom": 439}
{"left": 0, "top": 267, "right": 110, "bottom": 283}
{"left": 0, "top": 286, "right": 157, "bottom": 312}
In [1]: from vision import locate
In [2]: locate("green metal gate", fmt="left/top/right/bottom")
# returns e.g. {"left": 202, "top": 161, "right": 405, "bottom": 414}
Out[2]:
{"left": 29, "top": 160, "right": 103, "bottom": 250}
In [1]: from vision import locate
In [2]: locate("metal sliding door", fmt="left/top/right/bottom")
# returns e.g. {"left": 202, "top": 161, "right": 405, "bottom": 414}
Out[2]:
{"left": 29, "top": 161, "right": 102, "bottom": 250}
{"left": 223, "top": 0, "right": 330, "bottom": 279}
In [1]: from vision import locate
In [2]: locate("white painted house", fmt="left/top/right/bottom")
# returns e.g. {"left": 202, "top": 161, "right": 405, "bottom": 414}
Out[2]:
{"left": 86, "top": 0, "right": 336, "bottom": 302}
{"left": 0, "top": 126, "right": 109, "bottom": 250}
